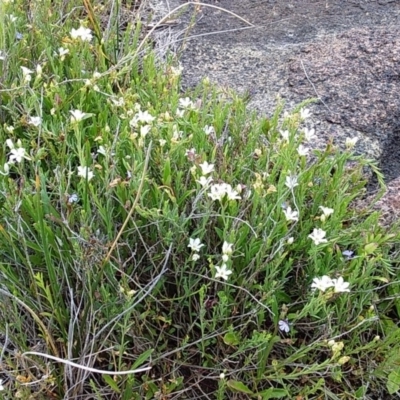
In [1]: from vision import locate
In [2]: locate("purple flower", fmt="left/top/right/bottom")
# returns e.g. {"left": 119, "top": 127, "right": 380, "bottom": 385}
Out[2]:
{"left": 342, "top": 250, "right": 355, "bottom": 260}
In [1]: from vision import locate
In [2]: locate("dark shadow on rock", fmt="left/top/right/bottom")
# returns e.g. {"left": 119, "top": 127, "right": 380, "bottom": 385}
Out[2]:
{"left": 369, "top": 121, "right": 400, "bottom": 190}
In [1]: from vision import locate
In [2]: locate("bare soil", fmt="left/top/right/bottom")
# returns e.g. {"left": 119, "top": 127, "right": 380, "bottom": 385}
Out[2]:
{"left": 160, "top": 0, "right": 400, "bottom": 183}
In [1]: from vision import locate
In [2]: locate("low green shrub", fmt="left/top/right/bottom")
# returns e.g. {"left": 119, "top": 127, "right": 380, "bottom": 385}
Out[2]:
{"left": 0, "top": 0, "right": 400, "bottom": 398}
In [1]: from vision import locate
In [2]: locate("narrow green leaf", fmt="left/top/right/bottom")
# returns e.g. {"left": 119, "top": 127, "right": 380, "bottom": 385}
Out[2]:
{"left": 132, "top": 348, "right": 154, "bottom": 369}
{"left": 163, "top": 157, "right": 171, "bottom": 186}
{"left": 258, "top": 388, "right": 289, "bottom": 399}
{"left": 103, "top": 374, "right": 121, "bottom": 393}
{"left": 226, "top": 380, "right": 254, "bottom": 395}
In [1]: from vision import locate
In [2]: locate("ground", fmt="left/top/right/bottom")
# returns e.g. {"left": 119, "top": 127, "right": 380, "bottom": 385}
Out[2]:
{"left": 156, "top": 0, "right": 400, "bottom": 184}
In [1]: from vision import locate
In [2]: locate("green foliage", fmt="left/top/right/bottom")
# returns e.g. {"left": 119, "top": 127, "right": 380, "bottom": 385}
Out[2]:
{"left": 0, "top": 0, "right": 399, "bottom": 399}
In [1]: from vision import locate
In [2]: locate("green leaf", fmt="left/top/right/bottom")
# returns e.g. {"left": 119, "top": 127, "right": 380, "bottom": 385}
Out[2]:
{"left": 258, "top": 388, "right": 289, "bottom": 399}
{"left": 163, "top": 157, "right": 171, "bottom": 186}
{"left": 387, "top": 369, "right": 400, "bottom": 394}
{"left": 132, "top": 348, "right": 154, "bottom": 369}
{"left": 227, "top": 380, "right": 254, "bottom": 395}
{"left": 223, "top": 332, "right": 240, "bottom": 346}
{"left": 103, "top": 374, "right": 121, "bottom": 393}
{"left": 355, "top": 385, "right": 367, "bottom": 399}
{"left": 364, "top": 242, "right": 378, "bottom": 254}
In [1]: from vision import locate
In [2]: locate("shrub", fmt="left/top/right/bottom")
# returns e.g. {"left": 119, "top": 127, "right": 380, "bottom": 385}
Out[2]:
{"left": 0, "top": 1, "right": 400, "bottom": 399}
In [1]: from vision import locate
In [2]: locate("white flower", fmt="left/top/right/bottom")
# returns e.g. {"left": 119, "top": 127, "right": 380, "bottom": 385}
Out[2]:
{"left": 97, "top": 146, "right": 115, "bottom": 157}
{"left": 208, "top": 184, "right": 227, "bottom": 202}
{"left": 300, "top": 108, "right": 311, "bottom": 119}
{"left": 68, "top": 193, "right": 79, "bottom": 204}
{"left": 297, "top": 145, "right": 309, "bottom": 157}
{"left": 0, "top": 50, "right": 5, "bottom": 61}
{"left": 188, "top": 238, "right": 204, "bottom": 252}
{"left": 97, "top": 146, "right": 107, "bottom": 156}
{"left": 319, "top": 206, "right": 334, "bottom": 218}
{"left": 278, "top": 319, "right": 290, "bottom": 333}
{"left": 77, "top": 166, "right": 94, "bottom": 181}
{"left": 285, "top": 174, "right": 299, "bottom": 190}
{"left": 196, "top": 176, "right": 213, "bottom": 187}
{"left": 9, "top": 147, "right": 29, "bottom": 163}
{"left": 345, "top": 137, "right": 358, "bottom": 149}
{"left": 70, "top": 26, "right": 93, "bottom": 42}
{"left": 287, "top": 237, "right": 294, "bottom": 245}
{"left": 6, "top": 138, "right": 16, "bottom": 149}
{"left": 311, "top": 275, "right": 333, "bottom": 292}
{"left": 21, "top": 66, "right": 33, "bottom": 75}
{"left": 219, "top": 372, "right": 225, "bottom": 380}
{"left": 199, "top": 161, "right": 214, "bottom": 175}
{"left": 224, "top": 184, "right": 241, "bottom": 201}
{"left": 303, "top": 127, "right": 316, "bottom": 142}
{"left": 8, "top": 14, "right": 17, "bottom": 22}
{"left": 215, "top": 264, "right": 232, "bottom": 280}
{"left": 191, "top": 253, "right": 200, "bottom": 262}
{"left": 35, "top": 65, "right": 42, "bottom": 77}
{"left": 283, "top": 206, "right": 299, "bottom": 222}
{"left": 136, "top": 110, "right": 155, "bottom": 124}
{"left": 58, "top": 47, "right": 69, "bottom": 60}
{"left": 176, "top": 109, "right": 185, "bottom": 118}
{"left": 331, "top": 277, "right": 350, "bottom": 293}
{"left": 0, "top": 378, "right": 3, "bottom": 391}
{"left": 280, "top": 130, "right": 290, "bottom": 142}
{"left": 208, "top": 183, "right": 241, "bottom": 202}
{"left": 140, "top": 125, "right": 151, "bottom": 138}
{"left": 204, "top": 125, "right": 215, "bottom": 135}
{"left": 5, "top": 125, "right": 14, "bottom": 133}
{"left": 70, "top": 109, "right": 88, "bottom": 123}
{"left": 28, "top": 116, "right": 42, "bottom": 126}
{"left": 111, "top": 97, "right": 125, "bottom": 107}
{"left": 21, "top": 66, "right": 33, "bottom": 83}
{"left": 222, "top": 241, "right": 233, "bottom": 255}
{"left": 308, "top": 228, "right": 328, "bottom": 245}
{"left": 179, "top": 97, "right": 194, "bottom": 109}
{"left": 222, "top": 254, "right": 229, "bottom": 262}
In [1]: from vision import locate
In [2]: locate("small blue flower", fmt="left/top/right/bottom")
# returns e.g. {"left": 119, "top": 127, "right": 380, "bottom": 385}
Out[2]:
{"left": 342, "top": 250, "right": 355, "bottom": 260}
{"left": 16, "top": 32, "right": 23, "bottom": 40}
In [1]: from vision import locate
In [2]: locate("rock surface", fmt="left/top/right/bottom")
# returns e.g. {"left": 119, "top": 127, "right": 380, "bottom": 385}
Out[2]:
{"left": 153, "top": 0, "right": 400, "bottom": 219}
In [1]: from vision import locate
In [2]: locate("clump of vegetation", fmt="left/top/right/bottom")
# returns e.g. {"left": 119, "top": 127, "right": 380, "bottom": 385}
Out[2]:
{"left": 1, "top": 1, "right": 400, "bottom": 399}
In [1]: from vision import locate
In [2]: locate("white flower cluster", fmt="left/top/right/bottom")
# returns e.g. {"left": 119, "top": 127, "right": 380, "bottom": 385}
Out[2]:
{"left": 192, "top": 157, "right": 242, "bottom": 202}
{"left": 311, "top": 275, "right": 350, "bottom": 293}
{"left": 70, "top": 26, "right": 93, "bottom": 42}
{"left": 215, "top": 241, "right": 234, "bottom": 280}
{"left": 188, "top": 238, "right": 204, "bottom": 262}
{"left": 208, "top": 183, "right": 241, "bottom": 202}
{"left": 6, "top": 139, "right": 31, "bottom": 163}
